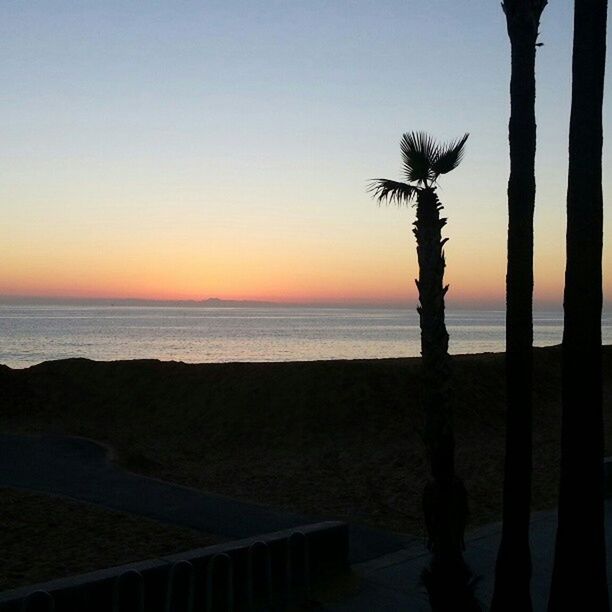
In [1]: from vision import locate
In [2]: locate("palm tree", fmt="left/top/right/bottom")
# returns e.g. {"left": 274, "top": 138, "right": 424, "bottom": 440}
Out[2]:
{"left": 370, "top": 132, "right": 480, "bottom": 611}
{"left": 491, "top": 2, "right": 547, "bottom": 611}
{"left": 548, "top": 1, "right": 609, "bottom": 610}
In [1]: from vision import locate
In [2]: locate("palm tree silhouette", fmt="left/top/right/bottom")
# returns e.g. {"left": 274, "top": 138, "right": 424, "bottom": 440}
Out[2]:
{"left": 492, "top": 2, "right": 547, "bottom": 610}
{"left": 548, "top": 1, "right": 609, "bottom": 609}
{"left": 370, "top": 132, "right": 480, "bottom": 611}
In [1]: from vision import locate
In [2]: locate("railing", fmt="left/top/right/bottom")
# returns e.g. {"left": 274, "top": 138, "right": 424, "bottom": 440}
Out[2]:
{"left": 1, "top": 522, "right": 348, "bottom": 612}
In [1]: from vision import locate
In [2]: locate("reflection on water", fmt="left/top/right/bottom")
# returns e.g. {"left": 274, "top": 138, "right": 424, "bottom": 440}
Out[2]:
{"left": 0, "top": 305, "right": 610, "bottom": 368}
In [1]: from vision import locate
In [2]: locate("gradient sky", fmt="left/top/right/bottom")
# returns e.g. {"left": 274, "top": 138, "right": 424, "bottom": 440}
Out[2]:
{"left": 1, "top": 1, "right": 610, "bottom": 307}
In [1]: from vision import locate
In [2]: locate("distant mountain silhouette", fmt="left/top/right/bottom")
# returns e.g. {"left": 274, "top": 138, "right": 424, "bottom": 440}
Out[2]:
{"left": 0, "top": 296, "right": 278, "bottom": 307}
{"left": 198, "top": 298, "right": 278, "bottom": 307}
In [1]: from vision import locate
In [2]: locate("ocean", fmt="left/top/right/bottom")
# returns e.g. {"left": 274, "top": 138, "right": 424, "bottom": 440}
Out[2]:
{"left": 0, "top": 304, "right": 610, "bottom": 369}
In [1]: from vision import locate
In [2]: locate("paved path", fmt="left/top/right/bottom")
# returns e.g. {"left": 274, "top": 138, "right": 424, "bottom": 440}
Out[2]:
{"left": 4, "top": 433, "right": 610, "bottom": 610}
{"left": 319, "top": 502, "right": 612, "bottom": 611}
{"left": 0, "top": 433, "right": 415, "bottom": 564}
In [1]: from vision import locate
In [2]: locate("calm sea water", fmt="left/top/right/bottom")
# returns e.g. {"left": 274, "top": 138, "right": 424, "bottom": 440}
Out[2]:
{"left": 0, "top": 305, "right": 610, "bottom": 369}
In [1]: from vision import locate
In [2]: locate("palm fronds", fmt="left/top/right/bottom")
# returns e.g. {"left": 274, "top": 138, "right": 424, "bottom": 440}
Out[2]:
{"left": 401, "top": 132, "right": 440, "bottom": 185}
{"left": 368, "top": 179, "right": 418, "bottom": 206}
{"left": 432, "top": 133, "right": 469, "bottom": 176}
{"left": 400, "top": 131, "right": 469, "bottom": 185}
{"left": 369, "top": 131, "right": 468, "bottom": 206}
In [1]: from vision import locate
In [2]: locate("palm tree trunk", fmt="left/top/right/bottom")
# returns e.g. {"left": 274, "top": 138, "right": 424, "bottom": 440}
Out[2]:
{"left": 492, "top": 3, "right": 545, "bottom": 609}
{"left": 415, "top": 187, "right": 475, "bottom": 610}
{"left": 548, "top": 1, "right": 609, "bottom": 610}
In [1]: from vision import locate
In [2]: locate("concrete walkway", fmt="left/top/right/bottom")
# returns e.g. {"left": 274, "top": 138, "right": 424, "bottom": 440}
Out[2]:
{"left": 0, "top": 433, "right": 414, "bottom": 564}
{"left": 319, "top": 502, "right": 612, "bottom": 611}
{"left": 2, "top": 433, "right": 611, "bottom": 610}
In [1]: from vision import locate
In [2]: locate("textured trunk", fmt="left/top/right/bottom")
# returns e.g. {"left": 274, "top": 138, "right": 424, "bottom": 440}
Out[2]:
{"left": 415, "top": 188, "right": 453, "bottom": 493}
{"left": 416, "top": 188, "right": 476, "bottom": 611}
{"left": 548, "top": 1, "right": 608, "bottom": 610}
{"left": 492, "top": 3, "right": 543, "bottom": 610}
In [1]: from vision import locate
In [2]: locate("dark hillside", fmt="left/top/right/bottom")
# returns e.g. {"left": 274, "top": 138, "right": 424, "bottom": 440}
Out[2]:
{"left": 1, "top": 346, "right": 610, "bottom": 534}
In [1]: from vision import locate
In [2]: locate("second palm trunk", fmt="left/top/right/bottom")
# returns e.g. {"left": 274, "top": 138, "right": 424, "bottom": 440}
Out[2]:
{"left": 416, "top": 187, "right": 472, "bottom": 608}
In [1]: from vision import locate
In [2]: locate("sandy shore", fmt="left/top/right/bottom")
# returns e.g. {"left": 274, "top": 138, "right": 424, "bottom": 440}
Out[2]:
{"left": 1, "top": 346, "right": 610, "bottom": 536}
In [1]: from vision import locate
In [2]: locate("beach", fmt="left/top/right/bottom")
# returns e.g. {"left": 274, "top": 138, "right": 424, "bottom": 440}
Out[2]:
{"left": 2, "top": 346, "right": 611, "bottom": 538}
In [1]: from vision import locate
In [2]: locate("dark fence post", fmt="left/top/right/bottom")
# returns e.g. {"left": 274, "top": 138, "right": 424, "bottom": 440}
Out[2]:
{"left": 206, "top": 553, "right": 233, "bottom": 612}
{"left": 246, "top": 541, "right": 272, "bottom": 611}
{"left": 286, "top": 531, "right": 310, "bottom": 605}
{"left": 0, "top": 522, "right": 347, "bottom": 612}
{"left": 20, "top": 591, "right": 54, "bottom": 612}
{"left": 164, "top": 560, "right": 194, "bottom": 612}
{"left": 112, "top": 570, "right": 144, "bottom": 612}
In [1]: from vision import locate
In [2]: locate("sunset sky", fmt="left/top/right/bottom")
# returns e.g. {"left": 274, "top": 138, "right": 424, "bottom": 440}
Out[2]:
{"left": 1, "top": 1, "right": 610, "bottom": 308}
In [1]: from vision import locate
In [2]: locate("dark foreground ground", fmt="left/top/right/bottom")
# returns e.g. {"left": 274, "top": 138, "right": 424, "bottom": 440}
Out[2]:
{"left": 0, "top": 488, "right": 221, "bottom": 590}
{"left": 1, "top": 346, "right": 611, "bottom": 540}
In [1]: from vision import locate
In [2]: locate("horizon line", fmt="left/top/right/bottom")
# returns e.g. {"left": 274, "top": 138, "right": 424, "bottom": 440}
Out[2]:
{"left": 1, "top": 293, "right": 606, "bottom": 311}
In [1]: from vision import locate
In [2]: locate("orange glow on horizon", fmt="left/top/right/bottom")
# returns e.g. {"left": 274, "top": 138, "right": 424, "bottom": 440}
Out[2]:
{"left": 0, "top": 242, "right": 608, "bottom": 307}
{"left": 1, "top": 201, "right": 609, "bottom": 308}
{"left": 1, "top": 267, "right": 600, "bottom": 308}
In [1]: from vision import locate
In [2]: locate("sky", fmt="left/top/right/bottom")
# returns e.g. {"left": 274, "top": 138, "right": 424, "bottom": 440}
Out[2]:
{"left": 1, "top": 1, "right": 610, "bottom": 308}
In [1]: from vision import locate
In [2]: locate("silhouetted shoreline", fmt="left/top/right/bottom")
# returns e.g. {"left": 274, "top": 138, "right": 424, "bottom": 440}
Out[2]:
{"left": 1, "top": 346, "right": 610, "bottom": 537}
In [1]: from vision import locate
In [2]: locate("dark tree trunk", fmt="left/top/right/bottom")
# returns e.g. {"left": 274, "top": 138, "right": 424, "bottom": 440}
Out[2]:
{"left": 416, "top": 187, "right": 477, "bottom": 611}
{"left": 492, "top": 3, "right": 545, "bottom": 610}
{"left": 548, "top": 1, "right": 609, "bottom": 610}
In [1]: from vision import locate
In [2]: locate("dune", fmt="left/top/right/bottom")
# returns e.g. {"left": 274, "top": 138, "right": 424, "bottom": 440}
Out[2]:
{"left": 0, "top": 346, "right": 610, "bottom": 535}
